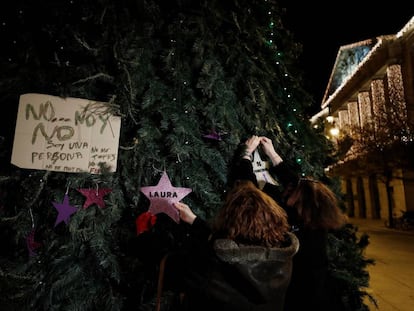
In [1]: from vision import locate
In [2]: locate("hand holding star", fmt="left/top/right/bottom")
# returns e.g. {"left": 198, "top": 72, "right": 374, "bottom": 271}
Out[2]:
{"left": 140, "top": 171, "right": 192, "bottom": 223}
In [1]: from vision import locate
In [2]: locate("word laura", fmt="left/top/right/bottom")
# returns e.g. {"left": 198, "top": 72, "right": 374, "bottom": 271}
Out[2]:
{"left": 147, "top": 191, "right": 179, "bottom": 198}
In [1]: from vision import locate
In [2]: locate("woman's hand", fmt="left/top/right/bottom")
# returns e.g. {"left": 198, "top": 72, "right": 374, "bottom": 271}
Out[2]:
{"left": 244, "top": 135, "right": 261, "bottom": 158}
{"left": 260, "top": 136, "right": 283, "bottom": 166}
{"left": 174, "top": 202, "right": 197, "bottom": 225}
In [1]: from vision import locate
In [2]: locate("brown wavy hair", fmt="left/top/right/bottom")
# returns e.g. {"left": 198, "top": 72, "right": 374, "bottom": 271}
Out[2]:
{"left": 213, "top": 180, "right": 289, "bottom": 247}
{"left": 288, "top": 177, "right": 348, "bottom": 230}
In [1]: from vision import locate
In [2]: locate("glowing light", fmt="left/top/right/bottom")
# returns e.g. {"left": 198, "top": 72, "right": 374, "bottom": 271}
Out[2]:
{"left": 330, "top": 127, "right": 339, "bottom": 136}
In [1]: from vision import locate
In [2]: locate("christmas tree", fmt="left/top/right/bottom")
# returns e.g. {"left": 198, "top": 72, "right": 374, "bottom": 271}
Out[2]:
{"left": 0, "top": 0, "right": 373, "bottom": 310}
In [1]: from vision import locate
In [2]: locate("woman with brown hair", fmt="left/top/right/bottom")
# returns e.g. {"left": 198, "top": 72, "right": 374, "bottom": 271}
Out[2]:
{"left": 165, "top": 179, "right": 299, "bottom": 311}
{"left": 286, "top": 176, "right": 348, "bottom": 231}
{"left": 212, "top": 179, "right": 290, "bottom": 247}
{"left": 282, "top": 176, "right": 348, "bottom": 311}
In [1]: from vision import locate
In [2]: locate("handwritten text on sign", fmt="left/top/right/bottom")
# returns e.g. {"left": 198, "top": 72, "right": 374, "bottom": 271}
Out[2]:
{"left": 11, "top": 93, "right": 121, "bottom": 174}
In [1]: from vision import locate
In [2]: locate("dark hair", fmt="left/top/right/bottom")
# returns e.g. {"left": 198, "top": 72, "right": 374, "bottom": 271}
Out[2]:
{"left": 290, "top": 177, "right": 348, "bottom": 230}
{"left": 213, "top": 180, "right": 289, "bottom": 247}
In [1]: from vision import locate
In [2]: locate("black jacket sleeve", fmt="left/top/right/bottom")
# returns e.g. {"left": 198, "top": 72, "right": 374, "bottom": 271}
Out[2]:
{"left": 269, "top": 161, "right": 299, "bottom": 189}
{"left": 190, "top": 217, "right": 212, "bottom": 241}
{"left": 228, "top": 155, "right": 300, "bottom": 202}
{"left": 228, "top": 158, "right": 259, "bottom": 187}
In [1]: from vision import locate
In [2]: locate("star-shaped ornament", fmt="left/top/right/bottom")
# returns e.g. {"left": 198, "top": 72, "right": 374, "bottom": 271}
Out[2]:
{"left": 26, "top": 228, "right": 41, "bottom": 257}
{"left": 77, "top": 188, "right": 112, "bottom": 209}
{"left": 140, "top": 171, "right": 192, "bottom": 223}
{"left": 53, "top": 193, "right": 78, "bottom": 227}
{"left": 252, "top": 150, "right": 278, "bottom": 189}
{"left": 202, "top": 129, "right": 226, "bottom": 141}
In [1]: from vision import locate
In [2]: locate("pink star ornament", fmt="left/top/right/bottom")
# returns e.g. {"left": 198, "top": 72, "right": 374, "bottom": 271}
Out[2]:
{"left": 140, "top": 171, "right": 192, "bottom": 223}
{"left": 77, "top": 188, "right": 112, "bottom": 209}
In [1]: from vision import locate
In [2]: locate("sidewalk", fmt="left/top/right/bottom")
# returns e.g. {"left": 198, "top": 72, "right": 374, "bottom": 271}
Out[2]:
{"left": 350, "top": 218, "right": 414, "bottom": 311}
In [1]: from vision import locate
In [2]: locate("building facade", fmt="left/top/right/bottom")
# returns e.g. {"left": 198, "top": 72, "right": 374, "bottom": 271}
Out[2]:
{"left": 312, "top": 16, "right": 414, "bottom": 222}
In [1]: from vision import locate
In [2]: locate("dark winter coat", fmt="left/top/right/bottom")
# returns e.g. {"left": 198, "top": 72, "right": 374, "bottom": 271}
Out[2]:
{"left": 283, "top": 226, "right": 333, "bottom": 311}
{"left": 164, "top": 217, "right": 299, "bottom": 311}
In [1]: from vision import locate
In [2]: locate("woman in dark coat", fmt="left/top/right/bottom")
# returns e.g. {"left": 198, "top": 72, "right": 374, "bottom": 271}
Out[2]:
{"left": 165, "top": 179, "right": 300, "bottom": 311}
{"left": 229, "top": 135, "right": 348, "bottom": 311}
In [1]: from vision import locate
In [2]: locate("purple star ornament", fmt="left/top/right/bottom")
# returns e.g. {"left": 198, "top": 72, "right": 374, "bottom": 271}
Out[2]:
{"left": 77, "top": 188, "right": 112, "bottom": 209}
{"left": 203, "top": 130, "right": 222, "bottom": 141}
{"left": 140, "top": 171, "right": 192, "bottom": 223}
{"left": 202, "top": 129, "right": 227, "bottom": 141}
{"left": 52, "top": 194, "right": 78, "bottom": 227}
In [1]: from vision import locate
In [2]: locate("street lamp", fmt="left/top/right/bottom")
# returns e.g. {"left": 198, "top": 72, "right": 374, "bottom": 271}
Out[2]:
{"left": 329, "top": 126, "right": 339, "bottom": 137}
{"left": 326, "top": 115, "right": 334, "bottom": 123}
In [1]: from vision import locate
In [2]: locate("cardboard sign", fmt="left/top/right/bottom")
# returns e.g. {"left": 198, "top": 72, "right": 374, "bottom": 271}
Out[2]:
{"left": 11, "top": 93, "right": 121, "bottom": 174}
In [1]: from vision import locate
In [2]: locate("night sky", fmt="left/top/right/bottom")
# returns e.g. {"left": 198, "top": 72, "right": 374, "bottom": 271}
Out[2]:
{"left": 1, "top": 1, "right": 412, "bottom": 115}
{"left": 280, "top": 1, "right": 414, "bottom": 112}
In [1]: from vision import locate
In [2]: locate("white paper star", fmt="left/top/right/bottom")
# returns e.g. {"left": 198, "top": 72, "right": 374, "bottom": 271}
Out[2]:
{"left": 252, "top": 150, "right": 278, "bottom": 189}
